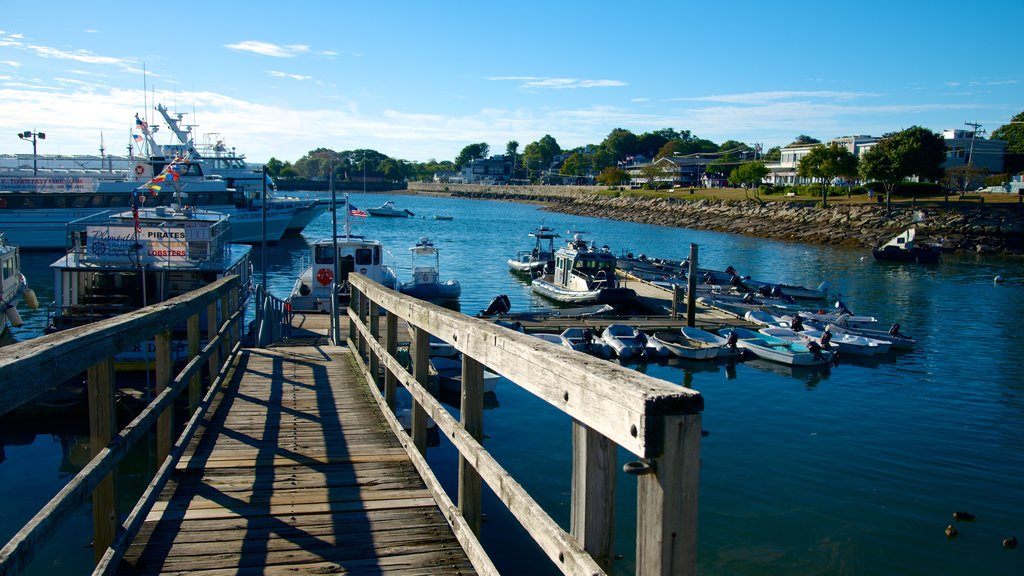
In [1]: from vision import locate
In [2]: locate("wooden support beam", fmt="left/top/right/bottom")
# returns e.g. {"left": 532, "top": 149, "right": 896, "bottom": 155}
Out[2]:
{"left": 411, "top": 326, "right": 429, "bottom": 455}
{"left": 635, "top": 413, "right": 701, "bottom": 576}
{"left": 187, "top": 313, "right": 201, "bottom": 414}
{"left": 369, "top": 301, "right": 381, "bottom": 387}
{"left": 220, "top": 292, "right": 231, "bottom": 358}
{"left": 686, "top": 244, "right": 698, "bottom": 328}
{"left": 571, "top": 421, "right": 617, "bottom": 572}
{"left": 206, "top": 300, "right": 220, "bottom": 385}
{"left": 384, "top": 311, "right": 398, "bottom": 410}
{"left": 87, "top": 357, "right": 116, "bottom": 563}
{"left": 459, "top": 354, "right": 484, "bottom": 536}
{"left": 155, "top": 330, "right": 172, "bottom": 464}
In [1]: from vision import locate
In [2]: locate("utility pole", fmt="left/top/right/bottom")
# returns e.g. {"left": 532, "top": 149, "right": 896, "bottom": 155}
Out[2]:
{"left": 964, "top": 121, "right": 985, "bottom": 166}
{"left": 17, "top": 130, "right": 45, "bottom": 175}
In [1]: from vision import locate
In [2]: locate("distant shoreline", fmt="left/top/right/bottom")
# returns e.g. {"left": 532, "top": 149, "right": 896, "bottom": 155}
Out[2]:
{"left": 403, "top": 183, "right": 1024, "bottom": 255}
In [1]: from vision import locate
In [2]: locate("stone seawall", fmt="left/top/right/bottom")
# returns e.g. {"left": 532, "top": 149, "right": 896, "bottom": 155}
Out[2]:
{"left": 409, "top": 183, "right": 1024, "bottom": 255}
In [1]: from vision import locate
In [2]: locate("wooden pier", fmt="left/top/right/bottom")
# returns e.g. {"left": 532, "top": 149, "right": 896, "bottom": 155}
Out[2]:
{"left": 117, "top": 344, "right": 475, "bottom": 575}
{"left": 2, "top": 274, "right": 706, "bottom": 576}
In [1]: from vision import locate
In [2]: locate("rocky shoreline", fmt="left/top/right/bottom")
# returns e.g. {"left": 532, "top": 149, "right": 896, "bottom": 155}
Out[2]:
{"left": 409, "top": 183, "right": 1024, "bottom": 255}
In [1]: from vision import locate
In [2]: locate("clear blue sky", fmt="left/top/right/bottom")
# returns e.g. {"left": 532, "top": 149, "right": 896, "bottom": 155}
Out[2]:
{"left": 1, "top": 1, "right": 1021, "bottom": 164}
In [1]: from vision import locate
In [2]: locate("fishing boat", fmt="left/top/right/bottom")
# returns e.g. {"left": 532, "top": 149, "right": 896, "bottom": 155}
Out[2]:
{"left": 507, "top": 225, "right": 560, "bottom": 275}
{"left": 367, "top": 201, "right": 414, "bottom": 217}
{"left": 872, "top": 227, "right": 941, "bottom": 264}
{"left": 1, "top": 232, "right": 38, "bottom": 341}
{"left": 398, "top": 237, "right": 461, "bottom": 303}
{"left": 47, "top": 204, "right": 252, "bottom": 370}
{"left": 288, "top": 196, "right": 398, "bottom": 312}
{"left": 430, "top": 356, "right": 500, "bottom": 393}
{"left": 530, "top": 234, "right": 636, "bottom": 305}
{"left": 680, "top": 326, "right": 744, "bottom": 359}
{"left": 649, "top": 331, "right": 720, "bottom": 360}
{"left": 719, "top": 327, "right": 833, "bottom": 366}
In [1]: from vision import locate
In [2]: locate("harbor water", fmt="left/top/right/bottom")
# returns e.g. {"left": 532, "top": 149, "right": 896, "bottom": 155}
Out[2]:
{"left": 2, "top": 194, "right": 1023, "bottom": 575}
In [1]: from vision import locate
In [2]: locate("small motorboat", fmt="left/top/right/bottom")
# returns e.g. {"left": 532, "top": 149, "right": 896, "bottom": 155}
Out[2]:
{"left": 399, "top": 237, "right": 461, "bottom": 303}
{"left": 508, "top": 224, "right": 560, "bottom": 275}
{"left": 430, "top": 356, "right": 500, "bottom": 393}
{"left": 600, "top": 324, "right": 648, "bottom": 360}
{"left": 680, "top": 326, "right": 743, "bottom": 359}
{"left": 650, "top": 331, "right": 720, "bottom": 360}
{"left": 872, "top": 227, "right": 940, "bottom": 263}
{"left": 759, "top": 326, "right": 891, "bottom": 356}
{"left": 825, "top": 322, "right": 916, "bottom": 350}
{"left": 559, "top": 327, "right": 612, "bottom": 356}
{"left": 530, "top": 234, "right": 636, "bottom": 305}
{"left": 367, "top": 201, "right": 414, "bottom": 217}
{"left": 719, "top": 327, "right": 833, "bottom": 366}
{"left": 531, "top": 332, "right": 574, "bottom": 349}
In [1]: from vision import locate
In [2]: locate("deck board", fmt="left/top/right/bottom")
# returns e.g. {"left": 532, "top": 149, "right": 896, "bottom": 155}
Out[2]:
{"left": 116, "top": 345, "right": 475, "bottom": 576}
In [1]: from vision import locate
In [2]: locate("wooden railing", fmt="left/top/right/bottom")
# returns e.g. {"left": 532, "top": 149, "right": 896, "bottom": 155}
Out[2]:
{"left": 250, "top": 283, "right": 289, "bottom": 347}
{"left": 0, "top": 277, "right": 244, "bottom": 576}
{"left": 346, "top": 273, "right": 704, "bottom": 576}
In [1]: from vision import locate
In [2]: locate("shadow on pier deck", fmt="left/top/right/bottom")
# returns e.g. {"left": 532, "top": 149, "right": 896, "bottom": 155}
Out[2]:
{"left": 117, "top": 343, "right": 475, "bottom": 575}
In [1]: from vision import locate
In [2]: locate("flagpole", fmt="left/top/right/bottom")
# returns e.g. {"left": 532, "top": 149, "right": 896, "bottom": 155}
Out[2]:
{"left": 330, "top": 162, "right": 340, "bottom": 343}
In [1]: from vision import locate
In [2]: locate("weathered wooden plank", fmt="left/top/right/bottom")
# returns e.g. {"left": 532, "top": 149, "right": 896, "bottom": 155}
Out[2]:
{"left": 88, "top": 357, "right": 117, "bottom": 562}
{"left": 116, "top": 345, "right": 477, "bottom": 576}
{"left": 570, "top": 420, "right": 617, "bottom": 571}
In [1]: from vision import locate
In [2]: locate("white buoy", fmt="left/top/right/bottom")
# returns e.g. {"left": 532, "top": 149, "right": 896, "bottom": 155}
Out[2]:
{"left": 23, "top": 287, "right": 38, "bottom": 310}
{"left": 5, "top": 305, "right": 23, "bottom": 327}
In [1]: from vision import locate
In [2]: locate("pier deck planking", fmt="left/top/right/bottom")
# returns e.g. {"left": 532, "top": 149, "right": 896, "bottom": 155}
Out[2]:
{"left": 116, "top": 345, "right": 475, "bottom": 576}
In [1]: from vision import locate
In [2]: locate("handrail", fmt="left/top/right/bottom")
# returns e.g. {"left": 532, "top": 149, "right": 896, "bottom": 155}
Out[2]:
{"left": 0, "top": 277, "right": 244, "bottom": 576}
{"left": 250, "top": 283, "right": 290, "bottom": 347}
{"left": 346, "top": 273, "right": 703, "bottom": 576}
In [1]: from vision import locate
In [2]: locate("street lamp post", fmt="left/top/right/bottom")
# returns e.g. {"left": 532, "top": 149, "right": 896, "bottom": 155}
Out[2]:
{"left": 17, "top": 130, "right": 45, "bottom": 176}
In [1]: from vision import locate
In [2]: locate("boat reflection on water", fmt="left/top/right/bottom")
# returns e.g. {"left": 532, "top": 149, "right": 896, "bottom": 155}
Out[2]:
{"left": 742, "top": 358, "right": 832, "bottom": 388}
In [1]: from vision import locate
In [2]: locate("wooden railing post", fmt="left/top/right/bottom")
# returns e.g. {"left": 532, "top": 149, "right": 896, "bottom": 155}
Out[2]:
{"left": 358, "top": 291, "right": 369, "bottom": 357}
{"left": 383, "top": 311, "right": 398, "bottom": 410}
{"left": 229, "top": 286, "right": 239, "bottom": 347}
{"left": 220, "top": 291, "right": 230, "bottom": 359}
{"left": 187, "top": 313, "right": 201, "bottom": 414}
{"left": 347, "top": 288, "right": 358, "bottom": 346}
{"left": 571, "top": 421, "right": 617, "bottom": 571}
{"left": 686, "top": 243, "right": 698, "bottom": 328}
{"left": 155, "top": 330, "right": 172, "bottom": 464}
{"left": 87, "top": 356, "right": 116, "bottom": 563}
{"left": 206, "top": 300, "right": 220, "bottom": 384}
{"left": 410, "top": 326, "right": 429, "bottom": 455}
{"left": 369, "top": 301, "right": 380, "bottom": 387}
{"left": 635, "top": 413, "right": 701, "bottom": 576}
{"left": 459, "top": 354, "right": 484, "bottom": 535}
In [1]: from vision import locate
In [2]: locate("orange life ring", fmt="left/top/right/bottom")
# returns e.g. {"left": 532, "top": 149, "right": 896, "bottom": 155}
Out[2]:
{"left": 134, "top": 165, "right": 145, "bottom": 176}
{"left": 316, "top": 268, "right": 333, "bottom": 286}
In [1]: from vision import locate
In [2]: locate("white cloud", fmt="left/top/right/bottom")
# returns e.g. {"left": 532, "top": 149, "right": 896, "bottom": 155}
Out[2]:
{"left": 24, "top": 44, "right": 127, "bottom": 65}
{"left": 0, "top": 60, "right": 19, "bottom": 67}
{"left": 225, "top": 41, "right": 310, "bottom": 58}
{"left": 675, "top": 91, "right": 878, "bottom": 104}
{"left": 488, "top": 76, "right": 628, "bottom": 90}
{"left": 268, "top": 71, "right": 312, "bottom": 81}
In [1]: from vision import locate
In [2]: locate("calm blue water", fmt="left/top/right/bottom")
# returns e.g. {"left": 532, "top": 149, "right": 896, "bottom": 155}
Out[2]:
{"left": 3, "top": 193, "right": 1023, "bottom": 575}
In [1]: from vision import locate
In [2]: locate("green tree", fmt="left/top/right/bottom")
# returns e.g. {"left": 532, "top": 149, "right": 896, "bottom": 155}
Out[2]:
{"left": 859, "top": 126, "right": 946, "bottom": 211}
{"left": 636, "top": 131, "right": 670, "bottom": 158}
{"left": 559, "top": 153, "right": 589, "bottom": 179}
{"left": 796, "top": 143, "right": 859, "bottom": 207}
{"left": 522, "top": 135, "right": 561, "bottom": 181}
{"left": 600, "top": 128, "right": 639, "bottom": 163}
{"left": 718, "top": 140, "right": 748, "bottom": 153}
{"left": 505, "top": 140, "right": 519, "bottom": 178}
{"left": 596, "top": 166, "right": 629, "bottom": 187}
{"left": 454, "top": 142, "right": 490, "bottom": 168}
{"left": 762, "top": 146, "right": 782, "bottom": 162}
{"left": 639, "top": 162, "right": 671, "bottom": 189}
{"left": 991, "top": 111, "right": 1024, "bottom": 154}
{"left": 791, "top": 135, "right": 821, "bottom": 145}
{"left": 729, "top": 161, "right": 769, "bottom": 188}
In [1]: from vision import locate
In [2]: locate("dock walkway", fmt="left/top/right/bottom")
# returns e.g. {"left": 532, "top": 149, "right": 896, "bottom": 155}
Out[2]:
{"left": 116, "top": 342, "right": 475, "bottom": 575}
